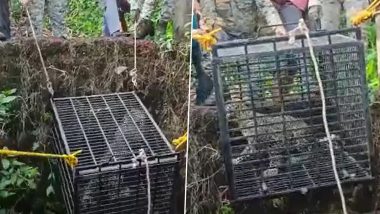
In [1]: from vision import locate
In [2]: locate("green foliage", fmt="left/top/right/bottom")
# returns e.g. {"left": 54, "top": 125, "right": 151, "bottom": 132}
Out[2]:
{"left": 9, "top": 0, "right": 22, "bottom": 24}
{"left": 65, "top": 0, "right": 103, "bottom": 37}
{"left": 153, "top": 20, "right": 175, "bottom": 51}
{"left": 219, "top": 203, "right": 235, "bottom": 214}
{"left": 364, "top": 23, "right": 380, "bottom": 102}
{"left": 147, "top": 0, "right": 176, "bottom": 51}
{"left": 0, "top": 158, "right": 40, "bottom": 209}
{"left": 0, "top": 89, "right": 18, "bottom": 128}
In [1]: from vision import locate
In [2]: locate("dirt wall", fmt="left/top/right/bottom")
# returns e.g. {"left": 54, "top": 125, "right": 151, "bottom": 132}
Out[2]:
{"left": 0, "top": 38, "right": 189, "bottom": 145}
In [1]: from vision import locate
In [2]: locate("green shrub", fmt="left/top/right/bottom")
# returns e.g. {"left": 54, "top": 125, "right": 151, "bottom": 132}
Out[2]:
{"left": 66, "top": 0, "right": 103, "bottom": 37}
{"left": 365, "top": 23, "right": 380, "bottom": 102}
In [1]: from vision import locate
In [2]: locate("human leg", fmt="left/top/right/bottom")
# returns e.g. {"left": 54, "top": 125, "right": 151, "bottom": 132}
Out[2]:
{"left": 27, "top": 0, "right": 45, "bottom": 37}
{"left": 192, "top": 41, "right": 213, "bottom": 105}
{"left": 47, "top": 0, "right": 68, "bottom": 37}
{"left": 320, "top": 0, "right": 341, "bottom": 30}
{"left": 102, "top": 0, "right": 122, "bottom": 36}
{"left": 0, "top": 0, "right": 10, "bottom": 40}
{"left": 277, "top": 3, "right": 303, "bottom": 32}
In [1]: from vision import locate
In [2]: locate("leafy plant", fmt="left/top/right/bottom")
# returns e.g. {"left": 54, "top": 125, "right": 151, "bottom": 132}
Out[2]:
{"left": 219, "top": 203, "right": 235, "bottom": 214}
{"left": 9, "top": 0, "right": 22, "bottom": 24}
{"left": 0, "top": 89, "right": 18, "bottom": 129}
{"left": 0, "top": 158, "right": 40, "bottom": 209}
{"left": 364, "top": 23, "right": 380, "bottom": 103}
{"left": 66, "top": 0, "right": 103, "bottom": 37}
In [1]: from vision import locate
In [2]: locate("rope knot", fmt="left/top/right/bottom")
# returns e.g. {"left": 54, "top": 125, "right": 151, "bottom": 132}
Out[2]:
{"left": 131, "top": 148, "right": 147, "bottom": 168}
{"left": 288, "top": 19, "right": 309, "bottom": 45}
{"left": 64, "top": 150, "right": 82, "bottom": 168}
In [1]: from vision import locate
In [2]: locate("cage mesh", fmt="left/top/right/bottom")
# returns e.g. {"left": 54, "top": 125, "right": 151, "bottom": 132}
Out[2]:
{"left": 51, "top": 92, "right": 179, "bottom": 213}
{"left": 212, "top": 29, "right": 372, "bottom": 201}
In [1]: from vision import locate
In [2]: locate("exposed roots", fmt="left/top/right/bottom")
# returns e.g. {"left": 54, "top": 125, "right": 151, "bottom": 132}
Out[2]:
{"left": 0, "top": 38, "right": 189, "bottom": 146}
{"left": 186, "top": 105, "right": 225, "bottom": 214}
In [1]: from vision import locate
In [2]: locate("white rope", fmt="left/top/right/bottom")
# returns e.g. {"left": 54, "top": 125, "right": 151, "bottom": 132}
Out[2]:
{"left": 25, "top": 7, "right": 54, "bottom": 97}
{"left": 288, "top": 19, "right": 347, "bottom": 214}
{"left": 130, "top": 21, "right": 138, "bottom": 88}
{"left": 132, "top": 149, "right": 151, "bottom": 214}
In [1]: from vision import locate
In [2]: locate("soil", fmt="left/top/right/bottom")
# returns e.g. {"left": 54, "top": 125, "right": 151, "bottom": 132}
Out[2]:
{"left": 0, "top": 37, "right": 189, "bottom": 213}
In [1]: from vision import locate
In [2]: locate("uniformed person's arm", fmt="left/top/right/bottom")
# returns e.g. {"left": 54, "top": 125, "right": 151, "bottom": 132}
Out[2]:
{"left": 308, "top": 0, "right": 321, "bottom": 8}
{"left": 201, "top": 0, "right": 218, "bottom": 19}
{"left": 129, "top": 0, "right": 139, "bottom": 11}
{"left": 201, "top": 0, "right": 226, "bottom": 28}
{"left": 256, "top": 0, "right": 283, "bottom": 27}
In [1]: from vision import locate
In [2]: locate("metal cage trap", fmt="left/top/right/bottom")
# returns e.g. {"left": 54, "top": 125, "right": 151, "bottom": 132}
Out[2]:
{"left": 51, "top": 92, "right": 180, "bottom": 214}
{"left": 212, "top": 28, "right": 373, "bottom": 201}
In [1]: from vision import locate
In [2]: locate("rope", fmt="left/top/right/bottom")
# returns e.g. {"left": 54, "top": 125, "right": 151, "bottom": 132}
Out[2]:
{"left": 171, "top": 131, "right": 187, "bottom": 152}
{"left": 192, "top": 28, "right": 222, "bottom": 52}
{"left": 132, "top": 149, "right": 151, "bottom": 214}
{"left": 351, "top": 0, "right": 380, "bottom": 26}
{"left": 0, "top": 148, "right": 81, "bottom": 169}
{"left": 25, "top": 7, "right": 54, "bottom": 97}
{"left": 130, "top": 21, "right": 138, "bottom": 88}
{"left": 288, "top": 19, "right": 347, "bottom": 214}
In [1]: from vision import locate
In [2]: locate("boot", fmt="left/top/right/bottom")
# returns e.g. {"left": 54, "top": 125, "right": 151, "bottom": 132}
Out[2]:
{"left": 136, "top": 18, "right": 154, "bottom": 39}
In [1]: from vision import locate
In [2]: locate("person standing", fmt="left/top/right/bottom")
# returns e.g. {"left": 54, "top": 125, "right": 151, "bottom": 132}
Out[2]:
{"left": 0, "top": 0, "right": 10, "bottom": 41}
{"left": 192, "top": 0, "right": 213, "bottom": 105}
{"left": 321, "top": 0, "right": 368, "bottom": 31}
{"left": 21, "top": 0, "right": 68, "bottom": 38}
{"left": 129, "top": 0, "right": 156, "bottom": 39}
{"left": 271, "top": 0, "right": 322, "bottom": 33}
{"left": 102, "top": 0, "right": 130, "bottom": 37}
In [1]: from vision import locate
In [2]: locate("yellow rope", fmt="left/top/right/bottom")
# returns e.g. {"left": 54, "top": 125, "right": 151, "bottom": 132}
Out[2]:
{"left": 0, "top": 148, "right": 81, "bottom": 169}
{"left": 351, "top": 0, "right": 380, "bottom": 26}
{"left": 193, "top": 28, "right": 222, "bottom": 52}
{"left": 171, "top": 132, "right": 187, "bottom": 152}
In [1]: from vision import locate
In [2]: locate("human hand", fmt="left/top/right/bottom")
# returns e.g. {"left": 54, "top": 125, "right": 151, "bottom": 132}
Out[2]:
{"left": 275, "top": 26, "right": 287, "bottom": 36}
{"left": 308, "top": 5, "right": 322, "bottom": 21}
{"left": 21, "top": 0, "right": 30, "bottom": 6}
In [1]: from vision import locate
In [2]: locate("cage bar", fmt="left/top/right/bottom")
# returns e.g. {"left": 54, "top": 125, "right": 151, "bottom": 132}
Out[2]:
{"left": 212, "top": 28, "right": 372, "bottom": 201}
{"left": 51, "top": 92, "right": 180, "bottom": 213}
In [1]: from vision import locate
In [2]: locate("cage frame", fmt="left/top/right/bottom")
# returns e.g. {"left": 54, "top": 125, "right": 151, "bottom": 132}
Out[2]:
{"left": 50, "top": 91, "right": 181, "bottom": 214}
{"left": 211, "top": 27, "right": 373, "bottom": 201}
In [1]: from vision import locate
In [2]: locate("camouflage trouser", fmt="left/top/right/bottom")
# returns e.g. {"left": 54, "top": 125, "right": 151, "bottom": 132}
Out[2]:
{"left": 160, "top": 0, "right": 174, "bottom": 22}
{"left": 130, "top": 0, "right": 156, "bottom": 20}
{"left": 321, "top": 0, "right": 369, "bottom": 30}
{"left": 26, "top": 0, "right": 67, "bottom": 37}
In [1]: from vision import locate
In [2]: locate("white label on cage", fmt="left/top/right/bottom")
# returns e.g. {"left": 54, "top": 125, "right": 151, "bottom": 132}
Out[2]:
{"left": 300, "top": 187, "right": 308, "bottom": 195}
{"left": 232, "top": 157, "right": 242, "bottom": 165}
{"left": 261, "top": 182, "right": 268, "bottom": 192}
{"left": 263, "top": 168, "right": 278, "bottom": 177}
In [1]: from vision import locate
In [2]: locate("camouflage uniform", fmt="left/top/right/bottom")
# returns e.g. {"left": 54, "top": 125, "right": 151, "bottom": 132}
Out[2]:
{"left": 129, "top": 0, "right": 156, "bottom": 38}
{"left": 26, "top": 0, "right": 67, "bottom": 37}
{"left": 202, "top": 0, "right": 263, "bottom": 39}
{"left": 321, "top": 0, "right": 369, "bottom": 30}
{"left": 160, "top": 0, "right": 175, "bottom": 23}
{"left": 129, "top": 0, "right": 156, "bottom": 21}
{"left": 157, "top": 0, "right": 175, "bottom": 34}
{"left": 201, "top": 0, "right": 322, "bottom": 40}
